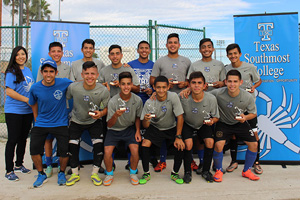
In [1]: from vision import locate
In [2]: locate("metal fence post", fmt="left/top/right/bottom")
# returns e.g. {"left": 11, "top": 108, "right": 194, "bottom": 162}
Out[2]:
{"left": 154, "top": 20, "right": 158, "bottom": 60}
{"left": 15, "top": 27, "right": 18, "bottom": 47}
{"left": 148, "top": 20, "right": 153, "bottom": 61}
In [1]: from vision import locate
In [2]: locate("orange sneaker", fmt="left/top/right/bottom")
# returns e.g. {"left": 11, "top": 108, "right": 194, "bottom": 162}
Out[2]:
{"left": 242, "top": 169, "right": 260, "bottom": 181}
{"left": 213, "top": 169, "right": 223, "bottom": 182}
{"left": 154, "top": 161, "right": 166, "bottom": 172}
{"left": 191, "top": 160, "right": 198, "bottom": 171}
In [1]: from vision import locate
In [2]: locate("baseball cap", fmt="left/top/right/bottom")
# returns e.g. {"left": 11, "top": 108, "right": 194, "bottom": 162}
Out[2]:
{"left": 42, "top": 59, "right": 57, "bottom": 69}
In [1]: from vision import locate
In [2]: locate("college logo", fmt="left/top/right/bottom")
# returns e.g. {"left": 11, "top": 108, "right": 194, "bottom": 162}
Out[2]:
{"left": 172, "top": 64, "right": 178, "bottom": 69}
{"left": 204, "top": 67, "right": 210, "bottom": 72}
{"left": 53, "top": 90, "right": 63, "bottom": 100}
{"left": 161, "top": 105, "right": 167, "bottom": 112}
{"left": 23, "top": 76, "right": 34, "bottom": 92}
{"left": 227, "top": 102, "right": 233, "bottom": 108}
{"left": 83, "top": 95, "right": 89, "bottom": 101}
{"left": 53, "top": 30, "right": 69, "bottom": 47}
{"left": 192, "top": 107, "right": 198, "bottom": 114}
{"left": 257, "top": 23, "right": 274, "bottom": 41}
{"left": 125, "top": 107, "right": 130, "bottom": 113}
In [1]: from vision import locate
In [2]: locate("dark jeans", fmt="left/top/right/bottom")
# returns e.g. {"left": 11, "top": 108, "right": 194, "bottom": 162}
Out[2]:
{"left": 5, "top": 113, "right": 33, "bottom": 173}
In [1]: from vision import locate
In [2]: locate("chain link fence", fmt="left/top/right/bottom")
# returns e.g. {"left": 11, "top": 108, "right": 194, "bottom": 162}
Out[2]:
{"left": 0, "top": 20, "right": 205, "bottom": 138}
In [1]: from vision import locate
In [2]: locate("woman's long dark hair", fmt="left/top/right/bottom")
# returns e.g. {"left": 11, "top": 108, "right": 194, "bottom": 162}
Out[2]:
{"left": 5, "top": 46, "right": 28, "bottom": 84}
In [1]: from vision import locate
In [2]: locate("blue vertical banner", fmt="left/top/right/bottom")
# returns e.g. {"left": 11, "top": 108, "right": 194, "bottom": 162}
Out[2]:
{"left": 31, "top": 20, "right": 90, "bottom": 80}
{"left": 31, "top": 21, "right": 94, "bottom": 164}
{"left": 234, "top": 13, "right": 300, "bottom": 162}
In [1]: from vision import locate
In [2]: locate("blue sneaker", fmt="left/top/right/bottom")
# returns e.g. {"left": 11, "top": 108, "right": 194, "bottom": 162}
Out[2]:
{"left": 33, "top": 173, "right": 48, "bottom": 188}
{"left": 57, "top": 172, "right": 66, "bottom": 186}
{"left": 5, "top": 172, "right": 19, "bottom": 181}
{"left": 14, "top": 166, "right": 31, "bottom": 174}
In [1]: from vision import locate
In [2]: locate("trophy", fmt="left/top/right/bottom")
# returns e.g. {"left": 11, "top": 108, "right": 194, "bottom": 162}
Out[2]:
{"left": 140, "top": 83, "right": 150, "bottom": 93}
{"left": 234, "top": 106, "right": 244, "bottom": 119}
{"left": 171, "top": 73, "right": 179, "bottom": 84}
{"left": 147, "top": 102, "right": 156, "bottom": 118}
{"left": 202, "top": 110, "right": 211, "bottom": 123}
{"left": 118, "top": 98, "right": 126, "bottom": 111}
{"left": 245, "top": 80, "right": 252, "bottom": 92}
{"left": 110, "top": 73, "right": 118, "bottom": 85}
{"left": 88, "top": 102, "right": 99, "bottom": 116}
{"left": 207, "top": 76, "right": 215, "bottom": 87}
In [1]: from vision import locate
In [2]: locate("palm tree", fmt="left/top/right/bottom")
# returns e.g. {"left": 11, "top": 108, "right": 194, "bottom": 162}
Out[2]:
{"left": 30, "top": 0, "right": 52, "bottom": 20}
{"left": 3, "top": 0, "right": 18, "bottom": 48}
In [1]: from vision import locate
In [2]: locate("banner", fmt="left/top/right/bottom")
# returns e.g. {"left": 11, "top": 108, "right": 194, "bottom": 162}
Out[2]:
{"left": 31, "top": 21, "right": 94, "bottom": 164}
{"left": 234, "top": 13, "right": 300, "bottom": 162}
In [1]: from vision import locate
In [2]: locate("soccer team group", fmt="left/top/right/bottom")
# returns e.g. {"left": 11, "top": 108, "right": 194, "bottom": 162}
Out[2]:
{"left": 5, "top": 33, "right": 264, "bottom": 188}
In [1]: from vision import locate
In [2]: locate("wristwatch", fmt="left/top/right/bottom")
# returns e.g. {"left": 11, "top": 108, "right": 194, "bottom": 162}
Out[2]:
{"left": 175, "top": 135, "right": 182, "bottom": 139}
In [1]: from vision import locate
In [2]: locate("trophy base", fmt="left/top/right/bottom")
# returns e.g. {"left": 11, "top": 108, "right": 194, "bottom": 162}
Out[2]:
{"left": 110, "top": 82, "right": 116, "bottom": 85}
{"left": 235, "top": 116, "right": 242, "bottom": 119}
{"left": 88, "top": 111, "right": 96, "bottom": 116}
{"left": 204, "top": 119, "right": 211, "bottom": 123}
{"left": 172, "top": 81, "right": 179, "bottom": 84}
{"left": 246, "top": 89, "right": 251, "bottom": 92}
{"left": 150, "top": 114, "right": 156, "bottom": 118}
{"left": 208, "top": 83, "right": 214, "bottom": 87}
{"left": 119, "top": 108, "right": 126, "bottom": 111}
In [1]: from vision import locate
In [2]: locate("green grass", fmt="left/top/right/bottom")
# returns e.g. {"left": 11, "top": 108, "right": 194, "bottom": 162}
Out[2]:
{"left": 0, "top": 106, "right": 5, "bottom": 123}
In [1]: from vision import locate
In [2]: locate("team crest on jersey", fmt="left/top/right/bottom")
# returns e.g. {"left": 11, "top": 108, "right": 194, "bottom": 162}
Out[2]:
{"left": 216, "top": 131, "right": 223, "bottom": 138}
{"left": 161, "top": 106, "right": 167, "bottom": 112}
{"left": 192, "top": 107, "right": 198, "bottom": 114}
{"left": 227, "top": 102, "right": 233, "bottom": 108}
{"left": 125, "top": 107, "right": 130, "bottom": 113}
{"left": 172, "top": 64, "right": 178, "bottom": 69}
{"left": 83, "top": 95, "right": 90, "bottom": 101}
{"left": 204, "top": 67, "right": 210, "bottom": 72}
{"left": 53, "top": 90, "right": 63, "bottom": 100}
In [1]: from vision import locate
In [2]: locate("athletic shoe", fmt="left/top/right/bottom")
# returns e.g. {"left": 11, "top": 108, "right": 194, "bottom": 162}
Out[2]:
{"left": 202, "top": 171, "right": 214, "bottom": 183}
{"left": 14, "top": 166, "right": 31, "bottom": 174}
{"left": 130, "top": 173, "right": 139, "bottom": 185}
{"left": 226, "top": 162, "right": 238, "bottom": 172}
{"left": 242, "top": 169, "right": 260, "bottom": 181}
{"left": 183, "top": 171, "right": 192, "bottom": 183}
{"left": 66, "top": 174, "right": 80, "bottom": 186}
{"left": 5, "top": 172, "right": 19, "bottom": 181}
{"left": 191, "top": 160, "right": 198, "bottom": 171}
{"left": 45, "top": 166, "right": 53, "bottom": 178}
{"left": 196, "top": 163, "right": 203, "bottom": 175}
{"left": 57, "top": 172, "right": 67, "bottom": 186}
{"left": 98, "top": 166, "right": 105, "bottom": 174}
{"left": 91, "top": 173, "right": 102, "bottom": 186}
{"left": 125, "top": 163, "right": 130, "bottom": 170}
{"left": 33, "top": 173, "right": 48, "bottom": 188}
{"left": 212, "top": 165, "right": 226, "bottom": 174}
{"left": 171, "top": 172, "right": 184, "bottom": 184}
{"left": 154, "top": 161, "right": 166, "bottom": 172}
{"left": 254, "top": 163, "right": 263, "bottom": 174}
{"left": 103, "top": 175, "right": 113, "bottom": 186}
{"left": 139, "top": 173, "right": 151, "bottom": 185}
{"left": 213, "top": 169, "right": 223, "bottom": 182}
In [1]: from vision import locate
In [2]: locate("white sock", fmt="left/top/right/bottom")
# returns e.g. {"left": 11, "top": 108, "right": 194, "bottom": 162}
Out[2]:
{"left": 71, "top": 168, "right": 79, "bottom": 175}
{"left": 92, "top": 165, "right": 99, "bottom": 175}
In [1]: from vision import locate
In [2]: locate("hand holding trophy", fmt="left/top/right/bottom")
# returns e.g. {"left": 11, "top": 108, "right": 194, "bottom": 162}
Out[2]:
{"left": 110, "top": 73, "right": 118, "bottom": 86}
{"left": 118, "top": 98, "right": 126, "bottom": 111}
{"left": 207, "top": 76, "right": 215, "bottom": 87}
{"left": 234, "top": 106, "right": 244, "bottom": 119}
{"left": 202, "top": 110, "right": 211, "bottom": 123}
{"left": 171, "top": 73, "right": 179, "bottom": 84}
{"left": 147, "top": 102, "right": 156, "bottom": 118}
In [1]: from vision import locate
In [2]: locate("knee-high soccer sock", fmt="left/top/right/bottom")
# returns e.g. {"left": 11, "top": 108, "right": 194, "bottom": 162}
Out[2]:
{"left": 229, "top": 139, "right": 237, "bottom": 163}
{"left": 141, "top": 146, "right": 151, "bottom": 173}
{"left": 197, "top": 149, "right": 204, "bottom": 164}
{"left": 69, "top": 143, "right": 80, "bottom": 169}
{"left": 173, "top": 149, "right": 184, "bottom": 173}
{"left": 184, "top": 149, "right": 192, "bottom": 173}
{"left": 255, "top": 140, "right": 260, "bottom": 162}
{"left": 213, "top": 150, "right": 223, "bottom": 171}
{"left": 202, "top": 147, "right": 213, "bottom": 172}
{"left": 46, "top": 156, "right": 52, "bottom": 167}
{"left": 160, "top": 141, "right": 167, "bottom": 162}
{"left": 243, "top": 149, "right": 257, "bottom": 172}
{"left": 93, "top": 142, "right": 104, "bottom": 168}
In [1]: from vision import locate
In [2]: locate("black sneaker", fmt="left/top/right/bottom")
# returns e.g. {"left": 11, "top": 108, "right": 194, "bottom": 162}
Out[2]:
{"left": 98, "top": 165, "right": 105, "bottom": 173}
{"left": 150, "top": 157, "right": 158, "bottom": 168}
{"left": 202, "top": 171, "right": 214, "bottom": 183}
{"left": 196, "top": 163, "right": 203, "bottom": 175}
{"left": 183, "top": 171, "right": 192, "bottom": 183}
{"left": 125, "top": 163, "right": 130, "bottom": 170}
